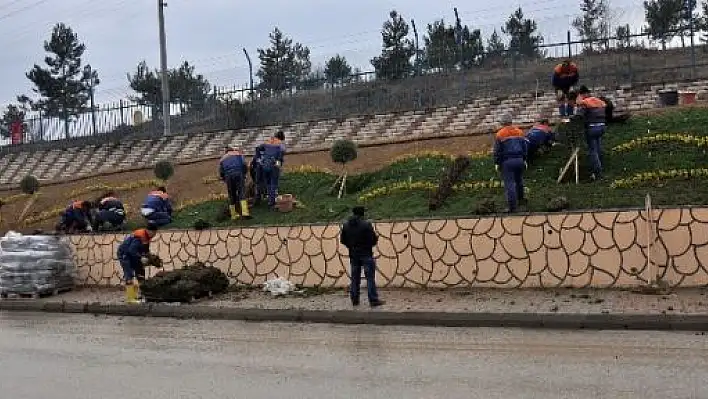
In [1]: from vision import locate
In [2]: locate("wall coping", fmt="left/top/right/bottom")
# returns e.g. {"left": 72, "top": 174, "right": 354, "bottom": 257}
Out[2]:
{"left": 63, "top": 204, "right": 695, "bottom": 237}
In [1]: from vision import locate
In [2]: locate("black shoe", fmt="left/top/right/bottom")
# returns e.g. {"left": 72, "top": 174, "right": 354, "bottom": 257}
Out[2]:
{"left": 369, "top": 300, "right": 385, "bottom": 308}
{"left": 351, "top": 298, "right": 360, "bottom": 306}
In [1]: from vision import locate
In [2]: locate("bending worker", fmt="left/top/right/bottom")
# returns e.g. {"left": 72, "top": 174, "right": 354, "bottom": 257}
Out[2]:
{"left": 140, "top": 186, "right": 172, "bottom": 228}
{"left": 255, "top": 131, "right": 286, "bottom": 210}
{"left": 493, "top": 114, "right": 529, "bottom": 213}
{"left": 552, "top": 60, "right": 579, "bottom": 117}
{"left": 573, "top": 86, "right": 607, "bottom": 181}
{"left": 525, "top": 118, "right": 556, "bottom": 162}
{"left": 56, "top": 200, "right": 94, "bottom": 233}
{"left": 93, "top": 192, "right": 126, "bottom": 231}
{"left": 117, "top": 226, "right": 158, "bottom": 304}
{"left": 219, "top": 146, "right": 250, "bottom": 220}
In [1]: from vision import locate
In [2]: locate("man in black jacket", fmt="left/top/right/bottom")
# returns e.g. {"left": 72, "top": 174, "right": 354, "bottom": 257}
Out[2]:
{"left": 340, "top": 206, "right": 385, "bottom": 307}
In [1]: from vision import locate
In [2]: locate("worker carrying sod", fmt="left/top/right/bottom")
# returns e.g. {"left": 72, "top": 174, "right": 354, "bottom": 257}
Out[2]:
{"left": 525, "top": 117, "right": 556, "bottom": 162}
{"left": 493, "top": 114, "right": 529, "bottom": 213}
{"left": 219, "top": 146, "right": 251, "bottom": 220}
{"left": 552, "top": 60, "right": 579, "bottom": 117}
{"left": 255, "top": 131, "right": 286, "bottom": 210}
{"left": 140, "top": 186, "right": 172, "bottom": 228}
{"left": 56, "top": 200, "right": 94, "bottom": 233}
{"left": 92, "top": 192, "right": 126, "bottom": 231}
{"left": 117, "top": 226, "right": 159, "bottom": 304}
{"left": 571, "top": 85, "right": 607, "bottom": 181}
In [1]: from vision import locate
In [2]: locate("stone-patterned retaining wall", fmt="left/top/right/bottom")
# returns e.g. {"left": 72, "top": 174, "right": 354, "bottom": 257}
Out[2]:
{"left": 69, "top": 207, "right": 708, "bottom": 288}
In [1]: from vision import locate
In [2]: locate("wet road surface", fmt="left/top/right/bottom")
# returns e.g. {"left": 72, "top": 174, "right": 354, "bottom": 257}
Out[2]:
{"left": 0, "top": 312, "right": 706, "bottom": 399}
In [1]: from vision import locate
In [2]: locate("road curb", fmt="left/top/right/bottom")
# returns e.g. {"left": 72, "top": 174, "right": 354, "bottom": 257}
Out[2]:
{"left": 1, "top": 300, "right": 707, "bottom": 331}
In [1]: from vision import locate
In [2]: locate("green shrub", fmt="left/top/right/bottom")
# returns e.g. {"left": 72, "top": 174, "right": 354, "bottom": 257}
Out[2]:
{"left": 154, "top": 160, "right": 174, "bottom": 181}
{"left": 330, "top": 139, "right": 358, "bottom": 165}
{"left": 19, "top": 174, "right": 39, "bottom": 195}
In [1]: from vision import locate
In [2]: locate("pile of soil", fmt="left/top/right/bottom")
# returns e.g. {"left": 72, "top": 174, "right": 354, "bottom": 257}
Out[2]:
{"left": 140, "top": 262, "right": 229, "bottom": 303}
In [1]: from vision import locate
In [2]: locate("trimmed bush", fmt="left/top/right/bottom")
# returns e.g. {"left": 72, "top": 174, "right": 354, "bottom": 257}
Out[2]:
{"left": 330, "top": 139, "right": 358, "bottom": 165}
{"left": 19, "top": 174, "right": 40, "bottom": 195}
{"left": 154, "top": 160, "right": 174, "bottom": 181}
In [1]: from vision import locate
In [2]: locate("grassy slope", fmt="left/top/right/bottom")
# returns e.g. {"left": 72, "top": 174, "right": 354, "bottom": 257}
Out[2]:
{"left": 166, "top": 108, "right": 708, "bottom": 229}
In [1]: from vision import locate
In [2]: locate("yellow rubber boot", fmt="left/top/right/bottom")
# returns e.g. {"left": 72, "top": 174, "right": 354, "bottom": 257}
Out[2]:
{"left": 240, "top": 200, "right": 252, "bottom": 219}
{"left": 229, "top": 205, "right": 240, "bottom": 221}
{"left": 125, "top": 284, "right": 139, "bottom": 304}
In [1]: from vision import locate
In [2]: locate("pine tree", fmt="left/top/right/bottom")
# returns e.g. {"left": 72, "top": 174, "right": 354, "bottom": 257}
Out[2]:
{"left": 423, "top": 19, "right": 484, "bottom": 71}
{"left": 502, "top": 7, "right": 544, "bottom": 58}
{"left": 486, "top": 29, "right": 507, "bottom": 58}
{"left": 371, "top": 10, "right": 416, "bottom": 80}
{"left": 127, "top": 61, "right": 211, "bottom": 114}
{"left": 25, "top": 23, "right": 97, "bottom": 139}
{"left": 644, "top": 0, "right": 684, "bottom": 50}
{"left": 678, "top": 0, "right": 698, "bottom": 47}
{"left": 256, "top": 27, "right": 311, "bottom": 95}
{"left": 573, "top": 0, "right": 611, "bottom": 52}
{"left": 324, "top": 55, "right": 352, "bottom": 84}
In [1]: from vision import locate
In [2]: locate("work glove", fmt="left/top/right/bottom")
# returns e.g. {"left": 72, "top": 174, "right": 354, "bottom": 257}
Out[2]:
{"left": 275, "top": 161, "right": 282, "bottom": 168}
{"left": 494, "top": 165, "right": 499, "bottom": 172}
{"left": 85, "top": 225, "right": 93, "bottom": 233}
{"left": 524, "top": 162, "right": 528, "bottom": 170}
{"left": 140, "top": 257, "right": 149, "bottom": 265}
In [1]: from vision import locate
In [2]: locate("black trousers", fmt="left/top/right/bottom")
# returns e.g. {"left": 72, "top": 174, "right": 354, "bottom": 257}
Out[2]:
{"left": 225, "top": 174, "right": 245, "bottom": 205}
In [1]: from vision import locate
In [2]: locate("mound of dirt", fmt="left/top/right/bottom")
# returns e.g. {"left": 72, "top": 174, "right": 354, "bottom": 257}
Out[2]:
{"left": 140, "top": 262, "right": 229, "bottom": 303}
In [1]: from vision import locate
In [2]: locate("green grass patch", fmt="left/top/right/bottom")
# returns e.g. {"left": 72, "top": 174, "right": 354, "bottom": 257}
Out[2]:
{"left": 166, "top": 108, "right": 708, "bottom": 229}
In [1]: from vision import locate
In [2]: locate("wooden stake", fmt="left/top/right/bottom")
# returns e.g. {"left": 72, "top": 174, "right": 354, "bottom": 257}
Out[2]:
{"left": 645, "top": 193, "right": 655, "bottom": 286}
{"left": 557, "top": 147, "right": 580, "bottom": 184}
{"left": 338, "top": 171, "right": 348, "bottom": 199}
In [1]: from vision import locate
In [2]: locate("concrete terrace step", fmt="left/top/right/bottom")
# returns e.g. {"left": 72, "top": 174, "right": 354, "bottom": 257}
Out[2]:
{"left": 0, "top": 83, "right": 668, "bottom": 185}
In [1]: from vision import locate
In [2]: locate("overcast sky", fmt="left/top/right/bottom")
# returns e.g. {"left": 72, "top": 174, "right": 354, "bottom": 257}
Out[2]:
{"left": 0, "top": 0, "right": 645, "bottom": 107}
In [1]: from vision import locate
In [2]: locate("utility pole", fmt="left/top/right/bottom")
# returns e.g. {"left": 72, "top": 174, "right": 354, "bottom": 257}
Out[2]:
{"left": 158, "top": 0, "right": 171, "bottom": 136}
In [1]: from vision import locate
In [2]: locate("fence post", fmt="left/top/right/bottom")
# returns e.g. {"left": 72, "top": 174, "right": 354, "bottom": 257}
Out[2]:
{"left": 627, "top": 27, "right": 633, "bottom": 86}
{"left": 38, "top": 110, "right": 44, "bottom": 141}
{"left": 119, "top": 100, "right": 124, "bottom": 126}
{"left": 567, "top": 31, "right": 572, "bottom": 58}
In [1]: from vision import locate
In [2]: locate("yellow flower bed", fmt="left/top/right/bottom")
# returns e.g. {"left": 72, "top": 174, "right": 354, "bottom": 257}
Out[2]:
{"left": 23, "top": 203, "right": 137, "bottom": 226}
{"left": 358, "top": 179, "right": 502, "bottom": 202}
{"left": 0, "top": 193, "right": 32, "bottom": 205}
{"left": 67, "top": 179, "right": 162, "bottom": 198}
{"left": 175, "top": 193, "right": 228, "bottom": 212}
{"left": 610, "top": 168, "right": 708, "bottom": 189}
{"left": 283, "top": 164, "right": 332, "bottom": 174}
{"left": 612, "top": 134, "right": 708, "bottom": 153}
{"left": 391, "top": 150, "right": 492, "bottom": 165}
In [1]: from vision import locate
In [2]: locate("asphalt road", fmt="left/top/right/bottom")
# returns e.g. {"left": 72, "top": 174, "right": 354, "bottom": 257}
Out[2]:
{"left": 0, "top": 312, "right": 706, "bottom": 399}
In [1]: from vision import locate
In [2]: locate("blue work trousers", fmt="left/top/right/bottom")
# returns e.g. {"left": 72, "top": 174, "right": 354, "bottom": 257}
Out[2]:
{"left": 501, "top": 157, "right": 526, "bottom": 212}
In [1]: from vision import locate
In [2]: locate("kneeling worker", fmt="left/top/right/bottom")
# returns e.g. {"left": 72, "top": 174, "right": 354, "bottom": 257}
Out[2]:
{"left": 526, "top": 118, "right": 556, "bottom": 162}
{"left": 117, "top": 226, "right": 158, "bottom": 304}
{"left": 141, "top": 187, "right": 172, "bottom": 228}
{"left": 493, "top": 114, "right": 529, "bottom": 213}
{"left": 93, "top": 192, "right": 126, "bottom": 231}
{"left": 219, "top": 146, "right": 250, "bottom": 220}
{"left": 56, "top": 200, "right": 94, "bottom": 233}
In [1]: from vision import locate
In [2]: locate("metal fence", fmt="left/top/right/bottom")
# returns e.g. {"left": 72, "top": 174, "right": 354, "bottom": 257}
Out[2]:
{"left": 5, "top": 28, "right": 708, "bottom": 152}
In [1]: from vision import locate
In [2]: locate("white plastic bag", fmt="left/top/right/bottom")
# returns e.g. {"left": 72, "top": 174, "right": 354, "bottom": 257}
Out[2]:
{"left": 262, "top": 276, "right": 296, "bottom": 296}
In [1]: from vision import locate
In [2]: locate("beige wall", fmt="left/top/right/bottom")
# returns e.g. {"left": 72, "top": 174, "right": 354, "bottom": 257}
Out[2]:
{"left": 69, "top": 207, "right": 708, "bottom": 288}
